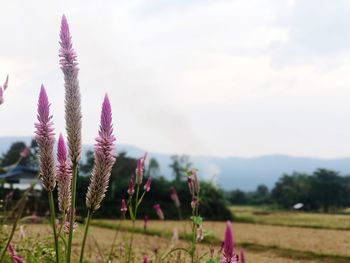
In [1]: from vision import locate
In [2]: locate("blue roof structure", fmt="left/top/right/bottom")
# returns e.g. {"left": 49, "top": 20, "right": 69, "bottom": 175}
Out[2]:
{"left": 0, "top": 165, "right": 38, "bottom": 184}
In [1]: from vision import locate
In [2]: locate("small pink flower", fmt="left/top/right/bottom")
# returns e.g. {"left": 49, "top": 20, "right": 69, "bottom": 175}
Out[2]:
{"left": 143, "top": 256, "right": 148, "bottom": 263}
{"left": 120, "top": 199, "right": 127, "bottom": 214}
{"left": 170, "top": 187, "right": 180, "bottom": 208}
{"left": 143, "top": 176, "right": 152, "bottom": 192}
{"left": 127, "top": 178, "right": 135, "bottom": 196}
{"left": 153, "top": 204, "right": 164, "bottom": 220}
{"left": 135, "top": 152, "right": 147, "bottom": 185}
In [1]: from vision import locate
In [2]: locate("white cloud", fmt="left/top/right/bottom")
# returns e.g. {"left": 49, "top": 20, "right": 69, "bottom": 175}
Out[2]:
{"left": 1, "top": 0, "right": 350, "bottom": 158}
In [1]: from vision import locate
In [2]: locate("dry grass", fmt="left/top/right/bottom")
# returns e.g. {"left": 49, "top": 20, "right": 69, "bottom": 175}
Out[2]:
{"left": 231, "top": 206, "right": 350, "bottom": 230}
{"left": 7, "top": 223, "right": 327, "bottom": 263}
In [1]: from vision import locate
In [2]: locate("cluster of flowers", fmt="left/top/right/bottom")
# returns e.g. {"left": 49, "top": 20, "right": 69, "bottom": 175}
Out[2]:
{"left": 2, "top": 14, "right": 247, "bottom": 263}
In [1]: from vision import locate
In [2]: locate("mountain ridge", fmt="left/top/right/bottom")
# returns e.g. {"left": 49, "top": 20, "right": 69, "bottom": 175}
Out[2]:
{"left": 1, "top": 136, "right": 350, "bottom": 191}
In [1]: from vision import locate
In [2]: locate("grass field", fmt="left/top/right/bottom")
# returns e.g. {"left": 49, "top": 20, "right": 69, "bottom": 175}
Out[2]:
{"left": 231, "top": 206, "right": 350, "bottom": 230}
{"left": 5, "top": 207, "right": 350, "bottom": 262}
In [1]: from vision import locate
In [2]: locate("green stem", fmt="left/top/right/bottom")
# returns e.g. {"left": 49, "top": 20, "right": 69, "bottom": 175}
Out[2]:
{"left": 127, "top": 184, "right": 140, "bottom": 262}
{"left": 67, "top": 163, "right": 78, "bottom": 263}
{"left": 58, "top": 212, "right": 67, "bottom": 236}
{"left": 0, "top": 195, "right": 26, "bottom": 263}
{"left": 48, "top": 191, "right": 60, "bottom": 263}
{"left": 79, "top": 209, "right": 92, "bottom": 263}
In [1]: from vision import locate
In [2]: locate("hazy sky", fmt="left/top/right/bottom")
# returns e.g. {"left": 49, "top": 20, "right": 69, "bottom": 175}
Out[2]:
{"left": 1, "top": 0, "right": 350, "bottom": 158}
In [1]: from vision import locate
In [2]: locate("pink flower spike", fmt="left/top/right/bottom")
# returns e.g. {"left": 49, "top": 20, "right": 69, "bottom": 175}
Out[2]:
{"left": 7, "top": 243, "right": 26, "bottom": 263}
{"left": 153, "top": 204, "right": 164, "bottom": 220}
{"left": 143, "top": 176, "right": 151, "bottom": 192}
{"left": 59, "top": 15, "right": 82, "bottom": 164}
{"left": 86, "top": 95, "right": 116, "bottom": 212}
{"left": 240, "top": 249, "right": 246, "bottom": 263}
{"left": 143, "top": 256, "right": 148, "bottom": 263}
{"left": 136, "top": 152, "right": 147, "bottom": 185}
{"left": 35, "top": 85, "right": 56, "bottom": 191}
{"left": 120, "top": 199, "right": 127, "bottom": 214}
{"left": 56, "top": 133, "right": 72, "bottom": 212}
{"left": 170, "top": 187, "right": 180, "bottom": 208}
{"left": 220, "top": 221, "right": 238, "bottom": 263}
{"left": 127, "top": 178, "right": 135, "bottom": 196}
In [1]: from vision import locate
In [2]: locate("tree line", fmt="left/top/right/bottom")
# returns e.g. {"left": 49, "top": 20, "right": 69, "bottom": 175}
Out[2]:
{"left": 227, "top": 169, "right": 350, "bottom": 212}
{"left": 0, "top": 140, "right": 232, "bottom": 220}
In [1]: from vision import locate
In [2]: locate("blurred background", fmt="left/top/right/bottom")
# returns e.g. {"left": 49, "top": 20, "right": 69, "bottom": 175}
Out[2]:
{"left": 1, "top": 1, "right": 350, "bottom": 262}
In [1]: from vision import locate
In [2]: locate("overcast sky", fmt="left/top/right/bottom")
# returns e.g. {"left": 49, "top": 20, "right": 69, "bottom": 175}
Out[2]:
{"left": 1, "top": 0, "right": 350, "bottom": 158}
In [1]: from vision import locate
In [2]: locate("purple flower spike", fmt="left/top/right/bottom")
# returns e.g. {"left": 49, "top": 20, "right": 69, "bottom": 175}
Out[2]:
{"left": 57, "top": 133, "right": 72, "bottom": 212}
{"left": 170, "top": 187, "right": 180, "bottom": 208}
{"left": 221, "top": 221, "right": 238, "bottom": 263}
{"left": 143, "top": 256, "right": 148, "bottom": 263}
{"left": 86, "top": 95, "right": 116, "bottom": 212}
{"left": 127, "top": 178, "right": 135, "bottom": 196}
{"left": 153, "top": 204, "right": 164, "bottom": 220}
{"left": 143, "top": 176, "right": 151, "bottom": 192}
{"left": 135, "top": 152, "right": 147, "bottom": 185}
{"left": 240, "top": 249, "right": 246, "bottom": 263}
{"left": 120, "top": 199, "right": 127, "bottom": 214}
{"left": 7, "top": 243, "right": 26, "bottom": 263}
{"left": 35, "top": 85, "right": 56, "bottom": 191}
{"left": 59, "top": 15, "right": 82, "bottom": 164}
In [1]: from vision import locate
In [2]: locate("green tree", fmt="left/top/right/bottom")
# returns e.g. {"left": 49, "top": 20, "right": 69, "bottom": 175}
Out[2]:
{"left": 169, "top": 155, "right": 191, "bottom": 183}
{"left": 310, "top": 169, "right": 345, "bottom": 212}
{"left": 145, "top": 158, "right": 160, "bottom": 178}
{"left": 1, "top": 141, "right": 28, "bottom": 166}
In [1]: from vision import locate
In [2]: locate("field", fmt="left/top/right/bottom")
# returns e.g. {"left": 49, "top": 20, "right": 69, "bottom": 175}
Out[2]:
{"left": 6, "top": 207, "right": 350, "bottom": 262}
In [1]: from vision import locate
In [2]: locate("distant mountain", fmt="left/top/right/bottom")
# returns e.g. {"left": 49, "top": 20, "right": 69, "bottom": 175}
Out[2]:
{"left": 1, "top": 136, "right": 350, "bottom": 191}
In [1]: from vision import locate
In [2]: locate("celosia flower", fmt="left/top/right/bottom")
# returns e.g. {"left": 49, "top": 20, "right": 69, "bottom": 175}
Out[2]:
{"left": 143, "top": 256, "right": 148, "bottom": 263}
{"left": 86, "top": 95, "right": 116, "bottom": 212}
{"left": 59, "top": 15, "right": 82, "bottom": 164}
{"left": 240, "top": 249, "right": 246, "bottom": 263}
{"left": 221, "top": 221, "right": 238, "bottom": 263}
{"left": 0, "top": 75, "right": 9, "bottom": 105}
{"left": 120, "top": 199, "right": 127, "bottom": 214}
{"left": 127, "top": 178, "right": 135, "bottom": 196}
{"left": 56, "top": 133, "right": 72, "bottom": 213}
{"left": 64, "top": 208, "right": 78, "bottom": 234}
{"left": 170, "top": 187, "right": 180, "bottom": 208}
{"left": 153, "top": 204, "right": 164, "bottom": 220}
{"left": 34, "top": 85, "right": 56, "bottom": 191}
{"left": 188, "top": 169, "right": 200, "bottom": 195}
{"left": 143, "top": 216, "right": 148, "bottom": 231}
{"left": 143, "top": 176, "right": 151, "bottom": 192}
{"left": 135, "top": 152, "right": 147, "bottom": 185}
{"left": 196, "top": 224, "right": 204, "bottom": 242}
{"left": 20, "top": 146, "right": 29, "bottom": 158}
{"left": 7, "top": 243, "right": 26, "bottom": 263}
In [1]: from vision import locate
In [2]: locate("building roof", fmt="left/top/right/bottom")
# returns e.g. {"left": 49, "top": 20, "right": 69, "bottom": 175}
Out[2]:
{"left": 0, "top": 165, "right": 38, "bottom": 184}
